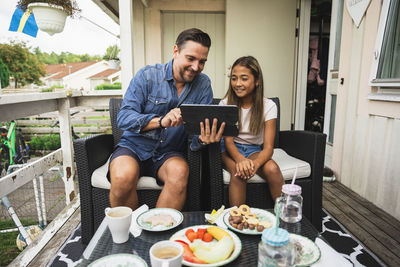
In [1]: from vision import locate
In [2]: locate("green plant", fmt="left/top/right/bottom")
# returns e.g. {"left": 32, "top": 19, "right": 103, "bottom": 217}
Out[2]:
{"left": 0, "top": 59, "right": 10, "bottom": 88}
{"left": 29, "top": 134, "right": 60, "bottom": 150}
{"left": 103, "top": 45, "right": 120, "bottom": 61}
{"left": 17, "top": 0, "right": 80, "bottom": 17}
{"left": 0, "top": 219, "right": 38, "bottom": 266}
{"left": 95, "top": 82, "right": 121, "bottom": 90}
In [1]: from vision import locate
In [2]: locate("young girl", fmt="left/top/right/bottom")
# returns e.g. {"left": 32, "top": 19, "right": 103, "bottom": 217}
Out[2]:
{"left": 220, "top": 56, "right": 284, "bottom": 206}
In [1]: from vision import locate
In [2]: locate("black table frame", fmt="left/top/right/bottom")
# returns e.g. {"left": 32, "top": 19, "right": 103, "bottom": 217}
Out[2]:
{"left": 79, "top": 211, "right": 320, "bottom": 266}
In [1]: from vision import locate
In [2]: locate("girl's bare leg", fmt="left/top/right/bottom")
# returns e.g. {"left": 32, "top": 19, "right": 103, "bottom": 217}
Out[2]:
{"left": 222, "top": 152, "right": 247, "bottom": 206}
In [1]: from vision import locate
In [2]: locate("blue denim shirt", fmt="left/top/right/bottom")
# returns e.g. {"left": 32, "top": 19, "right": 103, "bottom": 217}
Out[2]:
{"left": 117, "top": 59, "right": 213, "bottom": 161}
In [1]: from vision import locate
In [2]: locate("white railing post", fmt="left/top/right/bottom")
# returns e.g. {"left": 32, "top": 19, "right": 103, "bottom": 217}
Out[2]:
{"left": 57, "top": 98, "right": 77, "bottom": 204}
{"left": 32, "top": 177, "right": 44, "bottom": 227}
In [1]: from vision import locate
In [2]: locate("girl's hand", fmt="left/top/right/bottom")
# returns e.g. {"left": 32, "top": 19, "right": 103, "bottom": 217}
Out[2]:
{"left": 249, "top": 160, "right": 262, "bottom": 177}
{"left": 235, "top": 158, "right": 255, "bottom": 180}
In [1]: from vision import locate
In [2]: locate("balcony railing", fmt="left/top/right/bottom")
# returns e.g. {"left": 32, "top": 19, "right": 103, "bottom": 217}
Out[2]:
{"left": 0, "top": 90, "right": 122, "bottom": 266}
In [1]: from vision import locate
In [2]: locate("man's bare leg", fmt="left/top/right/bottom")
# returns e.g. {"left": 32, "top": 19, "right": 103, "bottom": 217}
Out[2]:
{"left": 156, "top": 157, "right": 189, "bottom": 210}
{"left": 109, "top": 155, "right": 140, "bottom": 210}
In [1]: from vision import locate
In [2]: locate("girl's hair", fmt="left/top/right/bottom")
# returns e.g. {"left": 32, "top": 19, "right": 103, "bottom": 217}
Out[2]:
{"left": 224, "top": 56, "right": 264, "bottom": 135}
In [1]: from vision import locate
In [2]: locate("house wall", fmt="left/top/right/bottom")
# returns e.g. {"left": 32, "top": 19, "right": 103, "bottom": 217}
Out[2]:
{"left": 121, "top": 0, "right": 296, "bottom": 130}
{"left": 63, "top": 61, "right": 110, "bottom": 91}
{"left": 333, "top": 0, "right": 400, "bottom": 220}
{"left": 225, "top": 0, "right": 297, "bottom": 130}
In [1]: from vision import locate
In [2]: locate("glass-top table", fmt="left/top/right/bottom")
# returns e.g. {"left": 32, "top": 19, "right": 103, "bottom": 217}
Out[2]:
{"left": 79, "top": 211, "right": 321, "bottom": 266}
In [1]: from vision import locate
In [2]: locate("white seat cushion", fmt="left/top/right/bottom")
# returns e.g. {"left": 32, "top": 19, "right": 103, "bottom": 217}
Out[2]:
{"left": 91, "top": 157, "right": 163, "bottom": 190}
{"left": 223, "top": 148, "right": 311, "bottom": 184}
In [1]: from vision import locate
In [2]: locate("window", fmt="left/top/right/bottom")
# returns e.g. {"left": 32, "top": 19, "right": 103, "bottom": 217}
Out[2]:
{"left": 370, "top": 0, "right": 400, "bottom": 89}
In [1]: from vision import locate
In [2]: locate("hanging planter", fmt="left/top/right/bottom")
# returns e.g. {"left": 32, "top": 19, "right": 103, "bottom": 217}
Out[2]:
{"left": 28, "top": 3, "right": 67, "bottom": 36}
{"left": 18, "top": 0, "right": 80, "bottom": 36}
{"left": 107, "top": 59, "right": 120, "bottom": 70}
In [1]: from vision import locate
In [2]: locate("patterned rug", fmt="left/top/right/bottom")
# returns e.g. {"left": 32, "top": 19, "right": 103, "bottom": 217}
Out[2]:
{"left": 47, "top": 209, "right": 385, "bottom": 266}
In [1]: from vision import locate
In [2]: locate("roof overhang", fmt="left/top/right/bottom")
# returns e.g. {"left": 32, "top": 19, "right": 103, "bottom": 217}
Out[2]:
{"left": 91, "top": 0, "right": 119, "bottom": 24}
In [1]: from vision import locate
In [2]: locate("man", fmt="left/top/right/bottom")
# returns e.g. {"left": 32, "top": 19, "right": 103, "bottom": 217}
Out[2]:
{"left": 109, "top": 28, "right": 225, "bottom": 210}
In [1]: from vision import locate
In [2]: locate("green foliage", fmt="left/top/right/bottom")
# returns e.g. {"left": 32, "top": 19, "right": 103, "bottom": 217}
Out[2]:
{"left": 17, "top": 0, "right": 80, "bottom": 17}
{"left": 0, "top": 59, "right": 10, "bottom": 88}
{"left": 95, "top": 82, "right": 122, "bottom": 90}
{"left": 40, "top": 85, "right": 64, "bottom": 92}
{"left": 0, "top": 219, "right": 38, "bottom": 266}
{"left": 30, "top": 134, "right": 61, "bottom": 150}
{"left": 0, "top": 41, "right": 45, "bottom": 88}
{"left": 103, "top": 45, "right": 120, "bottom": 60}
{"left": 33, "top": 47, "right": 101, "bottom": 64}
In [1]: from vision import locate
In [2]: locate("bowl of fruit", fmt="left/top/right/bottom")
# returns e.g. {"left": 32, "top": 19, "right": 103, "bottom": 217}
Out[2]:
{"left": 170, "top": 225, "right": 242, "bottom": 266}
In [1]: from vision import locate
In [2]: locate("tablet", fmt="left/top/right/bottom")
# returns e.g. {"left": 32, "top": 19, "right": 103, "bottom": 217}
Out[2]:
{"left": 180, "top": 104, "right": 239, "bottom": 136}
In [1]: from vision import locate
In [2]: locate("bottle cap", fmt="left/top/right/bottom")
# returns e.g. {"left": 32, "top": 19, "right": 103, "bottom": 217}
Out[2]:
{"left": 282, "top": 184, "right": 302, "bottom": 195}
{"left": 262, "top": 227, "right": 289, "bottom": 246}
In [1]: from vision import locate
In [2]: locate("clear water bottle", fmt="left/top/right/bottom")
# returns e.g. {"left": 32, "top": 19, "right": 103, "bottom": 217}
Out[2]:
{"left": 275, "top": 184, "right": 303, "bottom": 223}
{"left": 258, "top": 227, "right": 295, "bottom": 267}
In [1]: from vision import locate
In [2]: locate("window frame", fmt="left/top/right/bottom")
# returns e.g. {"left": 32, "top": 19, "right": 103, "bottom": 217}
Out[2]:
{"left": 369, "top": 0, "right": 400, "bottom": 89}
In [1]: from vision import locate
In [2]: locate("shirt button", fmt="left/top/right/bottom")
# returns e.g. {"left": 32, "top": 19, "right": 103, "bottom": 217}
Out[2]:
{"left": 155, "top": 100, "right": 158, "bottom": 104}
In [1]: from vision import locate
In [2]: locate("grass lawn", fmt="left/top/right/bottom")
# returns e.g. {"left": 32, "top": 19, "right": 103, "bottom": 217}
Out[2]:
{"left": 0, "top": 219, "right": 39, "bottom": 266}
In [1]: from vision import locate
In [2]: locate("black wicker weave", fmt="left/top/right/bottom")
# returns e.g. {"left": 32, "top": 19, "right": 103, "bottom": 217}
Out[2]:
{"left": 203, "top": 98, "right": 326, "bottom": 231}
{"left": 79, "top": 211, "right": 320, "bottom": 266}
{"left": 74, "top": 98, "right": 203, "bottom": 245}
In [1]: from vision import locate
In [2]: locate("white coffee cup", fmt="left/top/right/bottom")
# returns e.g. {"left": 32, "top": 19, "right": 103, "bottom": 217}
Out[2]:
{"left": 105, "top": 206, "right": 132, "bottom": 243}
{"left": 150, "top": 240, "right": 183, "bottom": 267}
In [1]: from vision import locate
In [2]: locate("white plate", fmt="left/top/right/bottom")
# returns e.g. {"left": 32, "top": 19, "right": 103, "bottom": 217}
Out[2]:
{"left": 88, "top": 253, "right": 148, "bottom": 267}
{"left": 290, "top": 234, "right": 321, "bottom": 266}
{"left": 136, "top": 208, "right": 183, "bottom": 232}
{"left": 170, "top": 225, "right": 242, "bottom": 267}
{"left": 223, "top": 208, "right": 276, "bottom": 235}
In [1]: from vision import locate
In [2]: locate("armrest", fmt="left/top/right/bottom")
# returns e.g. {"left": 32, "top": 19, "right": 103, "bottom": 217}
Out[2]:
{"left": 203, "top": 142, "right": 224, "bottom": 210}
{"left": 73, "top": 134, "right": 114, "bottom": 243}
{"left": 279, "top": 130, "right": 326, "bottom": 231}
{"left": 186, "top": 142, "right": 202, "bottom": 211}
{"left": 73, "top": 134, "right": 114, "bottom": 177}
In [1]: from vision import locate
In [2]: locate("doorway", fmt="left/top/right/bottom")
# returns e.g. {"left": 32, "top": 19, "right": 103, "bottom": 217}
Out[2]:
{"left": 305, "top": 0, "right": 331, "bottom": 133}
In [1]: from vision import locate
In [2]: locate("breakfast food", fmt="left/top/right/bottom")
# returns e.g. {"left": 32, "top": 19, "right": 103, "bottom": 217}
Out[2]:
{"left": 239, "top": 204, "right": 251, "bottom": 215}
{"left": 172, "top": 226, "right": 235, "bottom": 264}
{"left": 144, "top": 214, "right": 175, "bottom": 227}
{"left": 229, "top": 208, "right": 241, "bottom": 217}
{"left": 228, "top": 205, "right": 272, "bottom": 232}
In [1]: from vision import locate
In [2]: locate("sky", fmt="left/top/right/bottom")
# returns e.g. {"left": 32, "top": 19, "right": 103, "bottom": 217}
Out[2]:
{"left": 0, "top": 0, "right": 120, "bottom": 56}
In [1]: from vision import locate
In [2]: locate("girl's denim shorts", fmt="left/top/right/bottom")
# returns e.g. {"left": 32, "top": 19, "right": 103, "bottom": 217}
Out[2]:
{"left": 220, "top": 138, "right": 262, "bottom": 158}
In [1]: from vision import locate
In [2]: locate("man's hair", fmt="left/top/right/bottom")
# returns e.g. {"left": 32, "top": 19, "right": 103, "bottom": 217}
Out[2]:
{"left": 175, "top": 28, "right": 211, "bottom": 51}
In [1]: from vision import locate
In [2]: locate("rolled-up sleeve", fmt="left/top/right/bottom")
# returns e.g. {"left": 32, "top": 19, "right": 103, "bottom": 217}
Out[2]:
{"left": 117, "top": 71, "right": 158, "bottom": 133}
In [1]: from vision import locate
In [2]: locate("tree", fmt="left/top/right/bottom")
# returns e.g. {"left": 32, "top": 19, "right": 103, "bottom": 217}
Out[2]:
{"left": 0, "top": 42, "right": 45, "bottom": 88}
{"left": 0, "top": 59, "right": 10, "bottom": 88}
{"left": 103, "top": 45, "right": 120, "bottom": 60}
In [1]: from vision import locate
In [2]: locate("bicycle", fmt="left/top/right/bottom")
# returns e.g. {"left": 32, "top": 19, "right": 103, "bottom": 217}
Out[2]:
{"left": 0, "top": 121, "right": 30, "bottom": 175}
{"left": 51, "top": 110, "right": 80, "bottom": 140}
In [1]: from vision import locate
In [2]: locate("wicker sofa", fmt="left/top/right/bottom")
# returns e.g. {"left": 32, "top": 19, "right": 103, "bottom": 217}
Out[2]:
{"left": 74, "top": 98, "right": 203, "bottom": 244}
{"left": 202, "top": 98, "right": 326, "bottom": 231}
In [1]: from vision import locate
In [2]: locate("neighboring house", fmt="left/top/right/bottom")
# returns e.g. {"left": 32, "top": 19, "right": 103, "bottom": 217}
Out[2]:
{"left": 93, "top": 0, "right": 400, "bottom": 220}
{"left": 88, "top": 67, "right": 121, "bottom": 90}
{"left": 44, "top": 60, "right": 121, "bottom": 90}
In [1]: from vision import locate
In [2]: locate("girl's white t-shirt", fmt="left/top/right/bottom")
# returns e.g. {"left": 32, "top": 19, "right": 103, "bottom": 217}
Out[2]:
{"left": 219, "top": 97, "right": 277, "bottom": 145}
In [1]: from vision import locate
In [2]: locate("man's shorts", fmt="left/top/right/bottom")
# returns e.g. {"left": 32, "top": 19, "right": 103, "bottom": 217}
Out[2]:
{"left": 107, "top": 146, "right": 185, "bottom": 185}
{"left": 220, "top": 138, "right": 262, "bottom": 158}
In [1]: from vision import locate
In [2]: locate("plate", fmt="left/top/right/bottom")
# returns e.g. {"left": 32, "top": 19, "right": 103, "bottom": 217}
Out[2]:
{"left": 170, "top": 225, "right": 242, "bottom": 267}
{"left": 223, "top": 208, "right": 276, "bottom": 235}
{"left": 290, "top": 234, "right": 321, "bottom": 266}
{"left": 136, "top": 208, "right": 183, "bottom": 232}
{"left": 88, "top": 253, "right": 148, "bottom": 267}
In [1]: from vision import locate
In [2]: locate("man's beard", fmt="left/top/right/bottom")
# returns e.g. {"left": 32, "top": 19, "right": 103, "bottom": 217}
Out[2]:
{"left": 179, "top": 67, "right": 198, "bottom": 83}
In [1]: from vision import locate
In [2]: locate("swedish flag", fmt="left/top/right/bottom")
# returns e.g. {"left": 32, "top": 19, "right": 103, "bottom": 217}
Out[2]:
{"left": 9, "top": 7, "right": 38, "bottom": 38}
